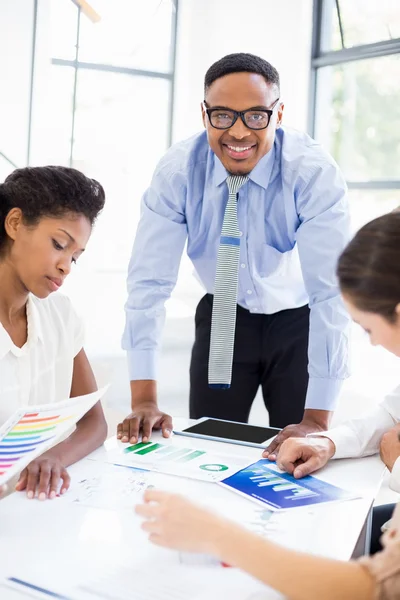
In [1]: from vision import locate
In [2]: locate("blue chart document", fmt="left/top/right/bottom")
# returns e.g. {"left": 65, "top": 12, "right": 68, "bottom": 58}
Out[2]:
{"left": 219, "top": 460, "right": 358, "bottom": 510}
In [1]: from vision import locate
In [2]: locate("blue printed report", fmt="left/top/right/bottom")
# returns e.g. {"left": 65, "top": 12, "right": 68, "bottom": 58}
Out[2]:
{"left": 219, "top": 460, "right": 359, "bottom": 510}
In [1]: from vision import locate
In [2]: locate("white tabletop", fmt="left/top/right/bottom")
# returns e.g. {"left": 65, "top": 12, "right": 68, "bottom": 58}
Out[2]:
{"left": 0, "top": 418, "right": 386, "bottom": 600}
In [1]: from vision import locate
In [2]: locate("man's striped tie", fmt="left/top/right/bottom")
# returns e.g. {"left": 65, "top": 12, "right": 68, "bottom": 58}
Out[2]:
{"left": 208, "top": 174, "right": 249, "bottom": 389}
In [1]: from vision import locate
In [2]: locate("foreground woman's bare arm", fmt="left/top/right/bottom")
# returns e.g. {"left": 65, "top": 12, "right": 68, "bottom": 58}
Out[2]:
{"left": 136, "top": 491, "right": 375, "bottom": 600}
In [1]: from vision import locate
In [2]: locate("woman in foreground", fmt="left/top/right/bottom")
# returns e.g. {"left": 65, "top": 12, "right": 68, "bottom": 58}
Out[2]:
{"left": 136, "top": 212, "right": 400, "bottom": 600}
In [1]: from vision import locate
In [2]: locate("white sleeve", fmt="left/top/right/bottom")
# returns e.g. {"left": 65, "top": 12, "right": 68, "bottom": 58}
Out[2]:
{"left": 47, "top": 293, "right": 85, "bottom": 359}
{"left": 310, "top": 384, "right": 400, "bottom": 458}
{"left": 310, "top": 406, "right": 397, "bottom": 459}
{"left": 390, "top": 458, "right": 400, "bottom": 493}
{"left": 66, "top": 299, "right": 85, "bottom": 357}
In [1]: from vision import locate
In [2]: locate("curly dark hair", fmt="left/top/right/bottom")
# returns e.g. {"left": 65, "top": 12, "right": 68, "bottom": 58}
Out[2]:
{"left": 204, "top": 53, "right": 280, "bottom": 96}
{"left": 0, "top": 166, "right": 105, "bottom": 251}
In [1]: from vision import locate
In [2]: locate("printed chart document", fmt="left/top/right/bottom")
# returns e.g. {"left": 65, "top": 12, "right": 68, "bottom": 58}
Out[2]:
{"left": 75, "top": 565, "right": 282, "bottom": 600}
{"left": 0, "top": 577, "right": 75, "bottom": 599}
{"left": 219, "top": 460, "right": 359, "bottom": 510}
{"left": 1, "top": 567, "right": 282, "bottom": 600}
{"left": 59, "top": 460, "right": 156, "bottom": 511}
{"left": 0, "top": 387, "right": 107, "bottom": 487}
{"left": 58, "top": 458, "right": 316, "bottom": 553}
{"left": 90, "top": 439, "right": 254, "bottom": 482}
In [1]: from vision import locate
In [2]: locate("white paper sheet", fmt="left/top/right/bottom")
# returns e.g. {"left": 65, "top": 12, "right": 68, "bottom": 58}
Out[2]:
{"left": 59, "top": 461, "right": 154, "bottom": 510}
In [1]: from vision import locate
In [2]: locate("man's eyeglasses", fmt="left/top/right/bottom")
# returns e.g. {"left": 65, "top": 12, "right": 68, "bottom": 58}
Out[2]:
{"left": 203, "top": 98, "right": 280, "bottom": 131}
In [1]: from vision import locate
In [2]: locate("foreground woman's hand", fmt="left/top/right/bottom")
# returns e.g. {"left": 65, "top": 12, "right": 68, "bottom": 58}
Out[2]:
{"left": 135, "top": 490, "right": 229, "bottom": 554}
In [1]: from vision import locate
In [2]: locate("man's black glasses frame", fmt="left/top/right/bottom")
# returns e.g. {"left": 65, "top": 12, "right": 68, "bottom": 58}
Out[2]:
{"left": 203, "top": 98, "right": 280, "bottom": 131}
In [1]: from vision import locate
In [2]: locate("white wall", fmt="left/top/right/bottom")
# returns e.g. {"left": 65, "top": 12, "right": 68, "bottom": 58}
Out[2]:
{"left": 0, "top": 0, "right": 34, "bottom": 173}
{"left": 173, "top": 0, "right": 313, "bottom": 142}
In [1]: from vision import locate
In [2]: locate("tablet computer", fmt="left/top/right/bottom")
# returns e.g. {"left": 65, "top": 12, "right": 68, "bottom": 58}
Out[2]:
{"left": 174, "top": 417, "right": 281, "bottom": 449}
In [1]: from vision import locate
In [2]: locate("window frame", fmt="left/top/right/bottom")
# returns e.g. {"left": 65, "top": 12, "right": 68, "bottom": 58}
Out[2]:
{"left": 309, "top": 0, "right": 400, "bottom": 191}
{"left": 27, "top": 0, "right": 179, "bottom": 166}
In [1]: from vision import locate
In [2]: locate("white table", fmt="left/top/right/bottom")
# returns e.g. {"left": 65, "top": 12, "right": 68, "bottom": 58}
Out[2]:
{"left": 0, "top": 418, "right": 386, "bottom": 599}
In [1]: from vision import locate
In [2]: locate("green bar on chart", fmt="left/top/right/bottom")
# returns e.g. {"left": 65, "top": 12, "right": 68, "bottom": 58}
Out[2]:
{"left": 176, "top": 450, "right": 206, "bottom": 463}
{"left": 124, "top": 441, "right": 153, "bottom": 454}
{"left": 159, "top": 448, "right": 193, "bottom": 462}
{"left": 135, "top": 443, "right": 164, "bottom": 455}
{"left": 154, "top": 445, "right": 177, "bottom": 456}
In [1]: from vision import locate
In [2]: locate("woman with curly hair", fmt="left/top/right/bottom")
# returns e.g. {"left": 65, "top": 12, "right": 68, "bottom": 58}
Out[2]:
{"left": 0, "top": 166, "right": 107, "bottom": 500}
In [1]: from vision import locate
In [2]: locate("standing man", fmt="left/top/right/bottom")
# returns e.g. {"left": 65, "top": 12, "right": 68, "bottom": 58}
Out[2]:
{"left": 118, "top": 53, "right": 351, "bottom": 453}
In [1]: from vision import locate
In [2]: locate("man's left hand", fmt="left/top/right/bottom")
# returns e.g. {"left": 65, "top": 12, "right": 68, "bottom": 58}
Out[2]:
{"left": 379, "top": 425, "right": 400, "bottom": 471}
{"left": 263, "top": 410, "right": 331, "bottom": 459}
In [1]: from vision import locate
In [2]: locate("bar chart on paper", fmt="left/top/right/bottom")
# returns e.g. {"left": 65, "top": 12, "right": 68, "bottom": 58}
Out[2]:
{"left": 101, "top": 440, "right": 253, "bottom": 482}
{"left": 219, "top": 460, "right": 359, "bottom": 510}
{"left": 0, "top": 413, "right": 61, "bottom": 482}
{"left": 0, "top": 388, "right": 106, "bottom": 487}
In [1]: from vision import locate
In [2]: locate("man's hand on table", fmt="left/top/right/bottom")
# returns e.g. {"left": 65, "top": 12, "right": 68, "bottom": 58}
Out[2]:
{"left": 117, "top": 404, "right": 173, "bottom": 444}
{"left": 117, "top": 380, "right": 173, "bottom": 444}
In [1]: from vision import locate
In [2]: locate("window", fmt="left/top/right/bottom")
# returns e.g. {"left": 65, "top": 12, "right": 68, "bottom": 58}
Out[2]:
{"left": 72, "top": 69, "right": 171, "bottom": 268}
{"left": 0, "top": 0, "right": 35, "bottom": 168}
{"left": 0, "top": 154, "right": 17, "bottom": 182}
{"left": 312, "top": 1, "right": 400, "bottom": 395}
{"left": 348, "top": 189, "right": 400, "bottom": 232}
{"left": 30, "top": 65, "right": 75, "bottom": 167}
{"left": 49, "top": 0, "right": 79, "bottom": 61}
{"left": 315, "top": 54, "right": 400, "bottom": 182}
{"left": 48, "top": 0, "right": 177, "bottom": 168}
{"left": 322, "top": 0, "right": 400, "bottom": 51}
{"left": 72, "top": 70, "right": 170, "bottom": 180}
{"left": 311, "top": 0, "right": 400, "bottom": 224}
{"left": 78, "top": 0, "right": 175, "bottom": 73}
{"left": 31, "top": 0, "right": 179, "bottom": 271}
{"left": 11, "top": 0, "right": 179, "bottom": 357}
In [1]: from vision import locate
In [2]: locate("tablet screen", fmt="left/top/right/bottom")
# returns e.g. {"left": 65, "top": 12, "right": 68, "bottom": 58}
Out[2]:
{"left": 182, "top": 419, "right": 280, "bottom": 444}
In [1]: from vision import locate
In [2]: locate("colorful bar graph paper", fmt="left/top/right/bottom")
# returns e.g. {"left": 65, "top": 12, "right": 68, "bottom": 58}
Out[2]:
{"left": 0, "top": 387, "right": 107, "bottom": 486}
{"left": 0, "top": 413, "right": 62, "bottom": 480}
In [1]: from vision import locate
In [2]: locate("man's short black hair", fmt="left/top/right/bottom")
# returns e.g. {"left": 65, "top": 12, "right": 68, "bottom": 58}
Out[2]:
{"left": 204, "top": 53, "right": 280, "bottom": 96}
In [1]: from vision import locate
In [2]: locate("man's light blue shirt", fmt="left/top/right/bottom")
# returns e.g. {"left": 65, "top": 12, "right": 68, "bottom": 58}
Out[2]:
{"left": 123, "top": 127, "right": 351, "bottom": 411}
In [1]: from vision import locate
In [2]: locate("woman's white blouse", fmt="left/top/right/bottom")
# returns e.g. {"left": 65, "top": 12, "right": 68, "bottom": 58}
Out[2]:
{"left": 0, "top": 293, "right": 84, "bottom": 426}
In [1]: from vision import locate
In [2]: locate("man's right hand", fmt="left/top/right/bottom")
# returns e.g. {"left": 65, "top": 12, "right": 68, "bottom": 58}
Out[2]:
{"left": 274, "top": 436, "right": 336, "bottom": 479}
{"left": 117, "top": 380, "right": 173, "bottom": 444}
